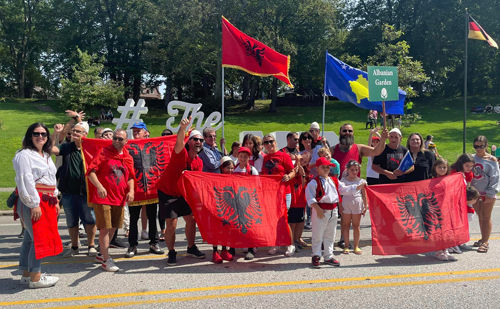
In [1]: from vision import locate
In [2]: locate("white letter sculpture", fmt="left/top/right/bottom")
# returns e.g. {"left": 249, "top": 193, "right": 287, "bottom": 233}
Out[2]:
{"left": 112, "top": 99, "right": 149, "bottom": 138}
{"left": 166, "top": 100, "right": 222, "bottom": 133}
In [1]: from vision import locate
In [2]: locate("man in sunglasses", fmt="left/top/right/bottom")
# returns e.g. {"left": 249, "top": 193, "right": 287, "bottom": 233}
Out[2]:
{"left": 157, "top": 116, "right": 206, "bottom": 266}
{"left": 87, "top": 129, "right": 136, "bottom": 272}
{"left": 309, "top": 122, "right": 329, "bottom": 148}
{"left": 198, "top": 127, "right": 228, "bottom": 173}
{"left": 280, "top": 132, "right": 300, "bottom": 163}
{"left": 51, "top": 122, "right": 98, "bottom": 259}
{"left": 331, "top": 123, "right": 388, "bottom": 249}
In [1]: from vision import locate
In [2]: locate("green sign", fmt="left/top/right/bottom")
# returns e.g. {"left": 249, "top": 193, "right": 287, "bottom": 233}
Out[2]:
{"left": 368, "top": 66, "right": 398, "bottom": 101}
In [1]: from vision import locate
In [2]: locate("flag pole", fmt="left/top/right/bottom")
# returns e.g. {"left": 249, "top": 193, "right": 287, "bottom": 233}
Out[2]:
{"left": 382, "top": 101, "right": 386, "bottom": 130}
{"left": 322, "top": 51, "right": 327, "bottom": 136}
{"left": 463, "top": 9, "right": 468, "bottom": 154}
{"left": 222, "top": 67, "right": 225, "bottom": 139}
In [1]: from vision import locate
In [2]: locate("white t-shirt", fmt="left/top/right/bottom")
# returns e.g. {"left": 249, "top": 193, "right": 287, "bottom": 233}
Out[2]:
{"left": 234, "top": 165, "right": 259, "bottom": 175}
{"left": 366, "top": 156, "right": 379, "bottom": 179}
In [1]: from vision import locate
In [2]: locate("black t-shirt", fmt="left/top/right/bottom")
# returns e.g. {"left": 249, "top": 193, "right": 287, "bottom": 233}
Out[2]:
{"left": 373, "top": 144, "right": 408, "bottom": 184}
{"left": 404, "top": 150, "right": 436, "bottom": 182}
{"left": 58, "top": 142, "right": 86, "bottom": 194}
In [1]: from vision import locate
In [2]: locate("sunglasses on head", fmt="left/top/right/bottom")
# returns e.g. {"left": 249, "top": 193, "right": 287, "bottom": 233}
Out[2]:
{"left": 473, "top": 144, "right": 486, "bottom": 149}
{"left": 342, "top": 129, "right": 353, "bottom": 133}
{"left": 32, "top": 132, "right": 48, "bottom": 138}
{"left": 263, "top": 140, "right": 275, "bottom": 145}
{"left": 191, "top": 138, "right": 204, "bottom": 143}
{"left": 112, "top": 137, "right": 125, "bottom": 142}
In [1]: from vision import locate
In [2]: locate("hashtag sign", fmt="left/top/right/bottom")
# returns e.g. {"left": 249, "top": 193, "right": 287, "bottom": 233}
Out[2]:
{"left": 112, "top": 99, "right": 149, "bottom": 137}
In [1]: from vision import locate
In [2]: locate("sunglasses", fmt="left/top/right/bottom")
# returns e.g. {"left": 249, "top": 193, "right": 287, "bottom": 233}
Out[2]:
{"left": 71, "top": 129, "right": 84, "bottom": 134}
{"left": 308, "top": 129, "right": 317, "bottom": 133}
{"left": 206, "top": 135, "right": 216, "bottom": 139}
{"left": 342, "top": 129, "right": 354, "bottom": 133}
{"left": 112, "top": 137, "right": 125, "bottom": 142}
{"left": 161, "top": 133, "right": 172, "bottom": 136}
{"left": 191, "top": 138, "right": 204, "bottom": 143}
{"left": 473, "top": 144, "right": 486, "bottom": 149}
{"left": 32, "top": 132, "right": 48, "bottom": 138}
{"left": 263, "top": 140, "right": 275, "bottom": 145}
{"left": 301, "top": 136, "right": 312, "bottom": 140}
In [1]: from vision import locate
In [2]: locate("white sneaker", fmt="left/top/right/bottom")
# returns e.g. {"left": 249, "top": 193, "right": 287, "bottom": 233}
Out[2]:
{"left": 141, "top": 230, "right": 149, "bottom": 240}
{"left": 285, "top": 245, "right": 295, "bottom": 257}
{"left": 88, "top": 247, "right": 98, "bottom": 257}
{"left": 101, "top": 258, "right": 120, "bottom": 272}
{"left": 20, "top": 276, "right": 30, "bottom": 285}
{"left": 444, "top": 250, "right": 457, "bottom": 261}
{"left": 29, "top": 274, "right": 59, "bottom": 289}
{"left": 268, "top": 246, "right": 278, "bottom": 255}
{"left": 63, "top": 247, "right": 79, "bottom": 258}
{"left": 95, "top": 253, "right": 104, "bottom": 263}
{"left": 448, "top": 246, "right": 462, "bottom": 254}
{"left": 434, "top": 250, "right": 448, "bottom": 261}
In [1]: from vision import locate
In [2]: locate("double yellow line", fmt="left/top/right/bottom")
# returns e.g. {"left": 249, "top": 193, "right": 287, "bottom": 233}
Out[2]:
{"left": 2, "top": 268, "right": 499, "bottom": 308}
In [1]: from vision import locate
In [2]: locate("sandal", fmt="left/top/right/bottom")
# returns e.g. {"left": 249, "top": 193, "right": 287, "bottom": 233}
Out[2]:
{"left": 354, "top": 247, "right": 362, "bottom": 255}
{"left": 343, "top": 248, "right": 350, "bottom": 255}
{"left": 159, "top": 233, "right": 165, "bottom": 242}
{"left": 472, "top": 240, "right": 483, "bottom": 247}
{"left": 298, "top": 239, "right": 308, "bottom": 247}
{"left": 477, "top": 243, "right": 489, "bottom": 253}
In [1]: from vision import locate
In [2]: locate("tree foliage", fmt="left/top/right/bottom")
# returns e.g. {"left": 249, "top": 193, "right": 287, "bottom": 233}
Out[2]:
{"left": 61, "top": 49, "right": 125, "bottom": 112}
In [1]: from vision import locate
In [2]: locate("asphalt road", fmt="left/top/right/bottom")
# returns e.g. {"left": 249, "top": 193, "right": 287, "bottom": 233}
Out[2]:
{"left": 1, "top": 201, "right": 500, "bottom": 309}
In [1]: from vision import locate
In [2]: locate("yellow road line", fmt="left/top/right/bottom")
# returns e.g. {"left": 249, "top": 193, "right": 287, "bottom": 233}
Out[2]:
{"left": 2, "top": 236, "right": 500, "bottom": 269}
{"left": 39, "top": 276, "right": 500, "bottom": 309}
{"left": 2, "top": 268, "right": 500, "bottom": 306}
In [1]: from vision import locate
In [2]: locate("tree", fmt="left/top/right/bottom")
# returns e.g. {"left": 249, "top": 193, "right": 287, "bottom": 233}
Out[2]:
{"left": 61, "top": 49, "right": 125, "bottom": 112}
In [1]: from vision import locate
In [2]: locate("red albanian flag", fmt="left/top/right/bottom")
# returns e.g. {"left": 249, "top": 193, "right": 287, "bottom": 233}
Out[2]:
{"left": 178, "top": 171, "right": 291, "bottom": 248}
{"left": 222, "top": 16, "right": 293, "bottom": 88}
{"left": 82, "top": 135, "right": 183, "bottom": 205}
{"left": 366, "top": 173, "right": 469, "bottom": 255}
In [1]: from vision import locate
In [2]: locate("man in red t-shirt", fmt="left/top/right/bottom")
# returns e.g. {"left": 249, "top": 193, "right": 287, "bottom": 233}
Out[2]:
{"left": 87, "top": 129, "right": 135, "bottom": 272}
{"left": 157, "top": 116, "right": 206, "bottom": 266}
{"left": 331, "top": 123, "right": 388, "bottom": 249}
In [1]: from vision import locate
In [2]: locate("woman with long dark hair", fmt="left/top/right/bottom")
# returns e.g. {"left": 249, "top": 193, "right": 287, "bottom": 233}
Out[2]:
{"left": 13, "top": 123, "right": 63, "bottom": 288}
{"left": 404, "top": 132, "right": 436, "bottom": 182}
{"left": 471, "top": 136, "right": 499, "bottom": 253}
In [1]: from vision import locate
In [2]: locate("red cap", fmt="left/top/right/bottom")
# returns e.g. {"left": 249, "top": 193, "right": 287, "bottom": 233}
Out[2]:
{"left": 372, "top": 136, "right": 380, "bottom": 141}
{"left": 238, "top": 147, "right": 252, "bottom": 156}
{"left": 315, "top": 157, "right": 336, "bottom": 168}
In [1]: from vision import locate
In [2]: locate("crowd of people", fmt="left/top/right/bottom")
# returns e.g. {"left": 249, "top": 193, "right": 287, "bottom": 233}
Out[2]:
{"left": 11, "top": 110, "right": 500, "bottom": 288}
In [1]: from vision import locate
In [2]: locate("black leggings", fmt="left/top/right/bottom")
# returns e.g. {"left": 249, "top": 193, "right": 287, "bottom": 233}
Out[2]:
{"left": 128, "top": 203, "right": 158, "bottom": 247}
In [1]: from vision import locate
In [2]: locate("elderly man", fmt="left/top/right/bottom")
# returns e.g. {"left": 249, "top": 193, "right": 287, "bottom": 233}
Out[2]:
{"left": 87, "top": 129, "right": 135, "bottom": 272}
{"left": 372, "top": 128, "right": 414, "bottom": 184}
{"left": 94, "top": 127, "right": 104, "bottom": 139}
{"left": 309, "top": 122, "right": 330, "bottom": 148}
{"left": 157, "top": 117, "right": 206, "bottom": 266}
{"left": 125, "top": 122, "right": 164, "bottom": 258}
{"left": 198, "top": 127, "right": 228, "bottom": 173}
{"left": 52, "top": 122, "right": 97, "bottom": 258}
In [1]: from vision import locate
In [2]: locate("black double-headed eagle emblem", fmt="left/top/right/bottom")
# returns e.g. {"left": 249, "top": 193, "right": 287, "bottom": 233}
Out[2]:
{"left": 241, "top": 37, "right": 265, "bottom": 66}
{"left": 214, "top": 186, "right": 263, "bottom": 234}
{"left": 396, "top": 192, "right": 442, "bottom": 240}
{"left": 128, "top": 142, "right": 166, "bottom": 193}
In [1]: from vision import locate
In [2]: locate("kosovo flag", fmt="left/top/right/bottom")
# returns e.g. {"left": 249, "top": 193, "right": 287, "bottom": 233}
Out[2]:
{"left": 397, "top": 151, "right": 414, "bottom": 173}
{"left": 324, "top": 52, "right": 406, "bottom": 115}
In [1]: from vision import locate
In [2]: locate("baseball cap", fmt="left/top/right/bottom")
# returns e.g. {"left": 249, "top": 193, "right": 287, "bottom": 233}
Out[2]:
{"left": 75, "top": 122, "right": 89, "bottom": 134}
{"left": 188, "top": 130, "right": 202, "bottom": 139}
{"left": 389, "top": 128, "right": 402, "bottom": 136}
{"left": 220, "top": 156, "right": 233, "bottom": 165}
{"left": 372, "top": 136, "right": 380, "bottom": 141}
{"left": 316, "top": 157, "right": 336, "bottom": 168}
{"left": 238, "top": 147, "right": 252, "bottom": 156}
{"left": 131, "top": 122, "right": 148, "bottom": 131}
{"left": 310, "top": 122, "right": 320, "bottom": 130}
{"left": 102, "top": 128, "right": 113, "bottom": 134}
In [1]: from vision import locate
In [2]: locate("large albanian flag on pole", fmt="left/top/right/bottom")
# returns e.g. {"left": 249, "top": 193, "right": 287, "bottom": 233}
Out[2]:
{"left": 366, "top": 173, "right": 470, "bottom": 255}
{"left": 178, "top": 171, "right": 292, "bottom": 248}
{"left": 81, "top": 135, "right": 185, "bottom": 204}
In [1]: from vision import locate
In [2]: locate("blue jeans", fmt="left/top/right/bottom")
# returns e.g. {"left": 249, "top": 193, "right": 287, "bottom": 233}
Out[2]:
{"left": 286, "top": 193, "right": 292, "bottom": 210}
{"left": 61, "top": 193, "right": 95, "bottom": 228}
{"left": 17, "top": 200, "right": 42, "bottom": 273}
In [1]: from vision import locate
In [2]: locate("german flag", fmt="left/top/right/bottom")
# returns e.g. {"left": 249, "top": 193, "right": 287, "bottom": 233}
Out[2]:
{"left": 468, "top": 15, "right": 498, "bottom": 49}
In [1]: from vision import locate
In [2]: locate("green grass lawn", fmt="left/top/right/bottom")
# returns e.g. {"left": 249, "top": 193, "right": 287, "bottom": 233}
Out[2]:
{"left": 0, "top": 192, "right": 13, "bottom": 210}
{"left": 1, "top": 96, "right": 500, "bottom": 188}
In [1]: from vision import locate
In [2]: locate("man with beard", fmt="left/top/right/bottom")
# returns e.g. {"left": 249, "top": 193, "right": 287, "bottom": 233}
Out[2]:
{"left": 372, "top": 128, "right": 414, "bottom": 184}
{"left": 331, "top": 123, "right": 388, "bottom": 248}
{"left": 157, "top": 116, "right": 206, "bottom": 266}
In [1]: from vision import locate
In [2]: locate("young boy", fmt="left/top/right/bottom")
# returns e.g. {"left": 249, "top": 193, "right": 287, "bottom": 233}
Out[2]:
{"left": 306, "top": 157, "right": 364, "bottom": 268}
{"left": 317, "top": 147, "right": 340, "bottom": 178}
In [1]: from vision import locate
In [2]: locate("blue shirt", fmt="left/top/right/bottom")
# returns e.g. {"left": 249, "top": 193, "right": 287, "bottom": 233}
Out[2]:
{"left": 199, "top": 143, "right": 223, "bottom": 173}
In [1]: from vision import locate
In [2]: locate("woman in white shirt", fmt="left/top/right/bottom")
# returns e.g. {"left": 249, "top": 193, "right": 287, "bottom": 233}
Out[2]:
{"left": 13, "top": 123, "right": 62, "bottom": 288}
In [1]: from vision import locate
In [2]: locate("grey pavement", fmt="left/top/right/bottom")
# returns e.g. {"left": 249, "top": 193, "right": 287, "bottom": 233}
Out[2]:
{"left": 0, "top": 202, "right": 500, "bottom": 308}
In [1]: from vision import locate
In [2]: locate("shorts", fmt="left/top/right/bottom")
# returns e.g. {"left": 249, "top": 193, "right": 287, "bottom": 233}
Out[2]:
{"left": 158, "top": 190, "right": 192, "bottom": 220}
{"left": 61, "top": 193, "right": 95, "bottom": 228}
{"left": 93, "top": 204, "right": 124, "bottom": 230}
{"left": 341, "top": 197, "right": 364, "bottom": 215}
{"left": 366, "top": 177, "right": 379, "bottom": 185}
{"left": 288, "top": 208, "right": 305, "bottom": 223}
